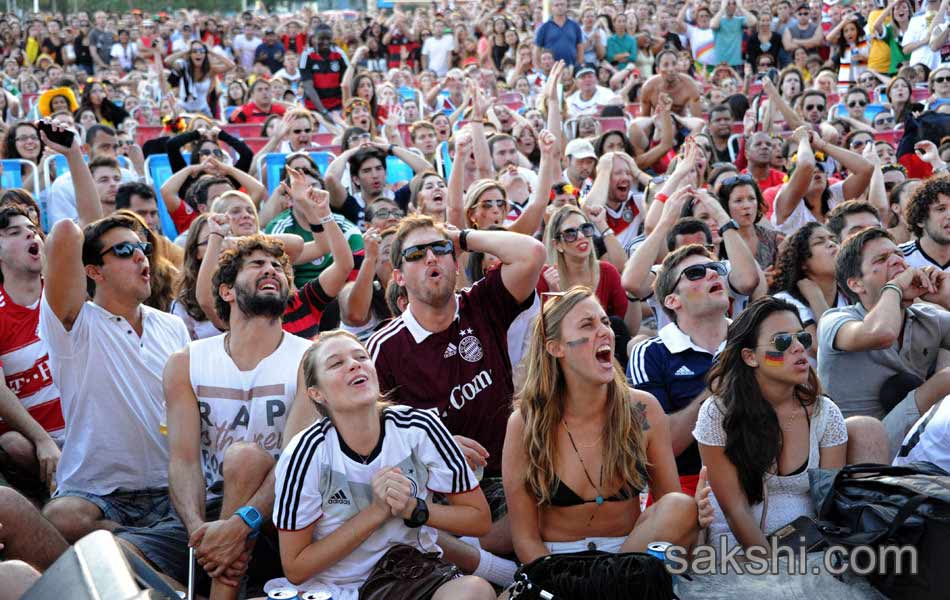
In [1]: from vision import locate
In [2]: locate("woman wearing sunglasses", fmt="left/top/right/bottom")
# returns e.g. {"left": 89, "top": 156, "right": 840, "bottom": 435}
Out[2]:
{"left": 716, "top": 175, "right": 782, "bottom": 269}
{"left": 539, "top": 206, "right": 637, "bottom": 347}
{"left": 695, "top": 296, "right": 847, "bottom": 554}
{"left": 503, "top": 286, "right": 710, "bottom": 566}
{"left": 769, "top": 222, "right": 849, "bottom": 365}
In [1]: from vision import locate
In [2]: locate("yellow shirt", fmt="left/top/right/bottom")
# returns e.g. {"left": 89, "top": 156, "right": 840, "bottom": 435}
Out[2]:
{"left": 867, "top": 9, "right": 892, "bottom": 73}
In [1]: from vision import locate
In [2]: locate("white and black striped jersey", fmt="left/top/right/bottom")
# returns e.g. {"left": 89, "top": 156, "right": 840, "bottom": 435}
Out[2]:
{"left": 899, "top": 239, "right": 950, "bottom": 271}
{"left": 273, "top": 405, "right": 477, "bottom": 589}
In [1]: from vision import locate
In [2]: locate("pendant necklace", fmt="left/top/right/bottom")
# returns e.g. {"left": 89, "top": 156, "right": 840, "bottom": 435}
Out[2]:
{"left": 563, "top": 420, "right": 606, "bottom": 514}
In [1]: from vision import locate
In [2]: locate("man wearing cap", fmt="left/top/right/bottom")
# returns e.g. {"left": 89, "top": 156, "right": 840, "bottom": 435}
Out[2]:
{"left": 254, "top": 28, "right": 284, "bottom": 75}
{"left": 564, "top": 138, "right": 597, "bottom": 198}
{"left": 534, "top": 0, "right": 584, "bottom": 68}
{"left": 566, "top": 63, "right": 615, "bottom": 117}
{"left": 171, "top": 22, "right": 195, "bottom": 53}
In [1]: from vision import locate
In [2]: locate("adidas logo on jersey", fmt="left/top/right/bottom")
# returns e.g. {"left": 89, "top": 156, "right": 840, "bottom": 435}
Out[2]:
{"left": 444, "top": 343, "right": 458, "bottom": 358}
{"left": 674, "top": 365, "right": 695, "bottom": 377}
{"left": 327, "top": 490, "right": 350, "bottom": 505}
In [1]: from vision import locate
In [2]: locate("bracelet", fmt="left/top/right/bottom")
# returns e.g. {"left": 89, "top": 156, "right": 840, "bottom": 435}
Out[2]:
{"left": 881, "top": 283, "right": 904, "bottom": 302}
{"left": 459, "top": 229, "right": 471, "bottom": 252}
{"left": 387, "top": 144, "right": 395, "bottom": 156}
{"left": 309, "top": 223, "right": 325, "bottom": 234}
{"left": 318, "top": 214, "right": 335, "bottom": 224}
{"left": 655, "top": 193, "right": 669, "bottom": 203}
{"left": 601, "top": 228, "right": 615, "bottom": 237}
{"left": 209, "top": 231, "right": 224, "bottom": 238}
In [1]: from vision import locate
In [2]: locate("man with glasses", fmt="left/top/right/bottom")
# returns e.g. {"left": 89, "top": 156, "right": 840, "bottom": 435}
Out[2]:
{"left": 364, "top": 216, "right": 544, "bottom": 584}
{"left": 819, "top": 227, "right": 950, "bottom": 459}
{"left": 228, "top": 78, "right": 286, "bottom": 124}
{"left": 627, "top": 203, "right": 734, "bottom": 496}
{"left": 39, "top": 213, "right": 190, "bottom": 541}
{"left": 873, "top": 110, "right": 898, "bottom": 131}
{"left": 782, "top": 2, "right": 824, "bottom": 55}
{"left": 842, "top": 87, "right": 874, "bottom": 131}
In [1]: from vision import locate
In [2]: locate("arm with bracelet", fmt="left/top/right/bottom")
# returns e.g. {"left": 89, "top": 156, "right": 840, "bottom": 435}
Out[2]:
{"left": 832, "top": 268, "right": 931, "bottom": 352}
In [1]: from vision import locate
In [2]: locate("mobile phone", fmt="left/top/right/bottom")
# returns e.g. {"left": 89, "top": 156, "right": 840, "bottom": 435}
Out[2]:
{"left": 36, "top": 120, "right": 74, "bottom": 147}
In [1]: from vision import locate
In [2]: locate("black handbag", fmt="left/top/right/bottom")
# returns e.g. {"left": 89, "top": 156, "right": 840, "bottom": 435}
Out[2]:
{"left": 809, "top": 461, "right": 950, "bottom": 600}
{"left": 358, "top": 544, "right": 460, "bottom": 600}
{"left": 508, "top": 550, "right": 675, "bottom": 600}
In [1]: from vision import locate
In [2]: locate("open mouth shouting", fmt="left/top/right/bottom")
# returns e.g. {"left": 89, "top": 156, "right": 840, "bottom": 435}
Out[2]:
{"left": 595, "top": 344, "right": 614, "bottom": 369}
{"left": 27, "top": 241, "right": 40, "bottom": 257}
{"left": 257, "top": 276, "right": 282, "bottom": 293}
{"left": 708, "top": 281, "right": 725, "bottom": 294}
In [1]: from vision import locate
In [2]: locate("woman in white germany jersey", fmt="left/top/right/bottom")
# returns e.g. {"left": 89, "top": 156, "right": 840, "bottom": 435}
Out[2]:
{"left": 273, "top": 330, "right": 496, "bottom": 600}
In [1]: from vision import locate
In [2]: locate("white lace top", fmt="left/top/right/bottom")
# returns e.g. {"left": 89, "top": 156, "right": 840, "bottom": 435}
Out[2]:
{"left": 693, "top": 395, "right": 848, "bottom": 552}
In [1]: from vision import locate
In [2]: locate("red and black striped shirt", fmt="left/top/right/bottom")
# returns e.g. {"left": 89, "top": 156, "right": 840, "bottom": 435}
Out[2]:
{"left": 282, "top": 277, "right": 334, "bottom": 340}
{"left": 300, "top": 48, "right": 348, "bottom": 111}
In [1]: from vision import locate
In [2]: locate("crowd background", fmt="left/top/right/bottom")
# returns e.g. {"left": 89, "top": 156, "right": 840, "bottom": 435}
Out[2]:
{"left": 0, "top": 0, "right": 945, "bottom": 598}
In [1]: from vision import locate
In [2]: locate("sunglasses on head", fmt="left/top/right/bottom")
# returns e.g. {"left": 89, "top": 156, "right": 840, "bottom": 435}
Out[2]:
{"left": 721, "top": 174, "right": 755, "bottom": 187}
{"left": 558, "top": 222, "right": 596, "bottom": 243}
{"left": 675, "top": 261, "right": 727, "bottom": 286}
{"left": 99, "top": 241, "right": 152, "bottom": 259}
{"left": 400, "top": 239, "right": 454, "bottom": 262}
{"left": 847, "top": 99, "right": 867, "bottom": 108}
{"left": 198, "top": 148, "right": 225, "bottom": 157}
{"left": 758, "top": 331, "right": 812, "bottom": 352}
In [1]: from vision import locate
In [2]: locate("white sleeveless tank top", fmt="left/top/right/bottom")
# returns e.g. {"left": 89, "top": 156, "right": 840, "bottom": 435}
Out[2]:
{"left": 189, "top": 332, "right": 312, "bottom": 499}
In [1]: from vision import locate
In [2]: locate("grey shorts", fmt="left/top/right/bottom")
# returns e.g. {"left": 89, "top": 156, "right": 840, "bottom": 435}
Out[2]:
{"left": 116, "top": 497, "right": 282, "bottom": 596}
{"left": 883, "top": 390, "right": 922, "bottom": 461}
{"left": 54, "top": 487, "right": 171, "bottom": 528}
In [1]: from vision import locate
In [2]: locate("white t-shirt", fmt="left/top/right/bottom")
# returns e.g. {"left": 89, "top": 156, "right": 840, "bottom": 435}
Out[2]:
{"left": 421, "top": 34, "right": 456, "bottom": 77}
{"left": 685, "top": 24, "right": 717, "bottom": 65}
{"left": 893, "top": 398, "right": 950, "bottom": 469}
{"left": 39, "top": 298, "right": 190, "bottom": 495}
{"left": 233, "top": 34, "right": 262, "bottom": 70}
{"left": 47, "top": 167, "right": 140, "bottom": 227}
{"left": 110, "top": 42, "right": 137, "bottom": 70}
{"left": 566, "top": 85, "right": 616, "bottom": 117}
{"left": 273, "top": 406, "right": 477, "bottom": 596}
{"left": 770, "top": 180, "right": 845, "bottom": 236}
{"left": 899, "top": 239, "right": 950, "bottom": 271}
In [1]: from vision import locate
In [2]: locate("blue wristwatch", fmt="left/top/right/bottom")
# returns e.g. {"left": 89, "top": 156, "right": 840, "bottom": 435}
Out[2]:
{"left": 234, "top": 506, "right": 262, "bottom": 539}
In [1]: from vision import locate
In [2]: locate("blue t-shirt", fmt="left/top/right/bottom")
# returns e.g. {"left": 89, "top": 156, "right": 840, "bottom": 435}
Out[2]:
{"left": 713, "top": 16, "right": 746, "bottom": 66}
{"left": 535, "top": 18, "right": 584, "bottom": 67}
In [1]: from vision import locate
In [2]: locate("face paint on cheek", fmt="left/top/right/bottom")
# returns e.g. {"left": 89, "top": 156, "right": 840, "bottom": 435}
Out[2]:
{"left": 763, "top": 351, "right": 785, "bottom": 367}
{"left": 565, "top": 337, "right": 590, "bottom": 347}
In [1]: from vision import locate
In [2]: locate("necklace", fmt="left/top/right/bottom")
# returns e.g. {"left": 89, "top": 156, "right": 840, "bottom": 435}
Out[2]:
{"left": 563, "top": 420, "right": 605, "bottom": 507}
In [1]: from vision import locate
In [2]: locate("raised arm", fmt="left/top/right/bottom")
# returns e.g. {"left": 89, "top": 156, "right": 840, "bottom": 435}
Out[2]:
{"left": 697, "top": 190, "right": 761, "bottom": 295}
{"left": 761, "top": 76, "right": 804, "bottom": 130}
{"left": 446, "top": 132, "right": 472, "bottom": 229}
{"left": 773, "top": 127, "right": 815, "bottom": 226}
{"left": 324, "top": 145, "right": 364, "bottom": 209}
{"left": 811, "top": 131, "right": 873, "bottom": 201}
{"left": 196, "top": 215, "right": 230, "bottom": 332}
{"left": 41, "top": 122, "right": 101, "bottom": 228}
{"left": 44, "top": 219, "right": 87, "bottom": 331}
{"left": 341, "top": 47, "right": 367, "bottom": 104}
{"left": 339, "top": 230, "right": 380, "bottom": 327}
{"left": 623, "top": 187, "right": 693, "bottom": 298}
{"left": 508, "top": 130, "right": 557, "bottom": 236}
{"left": 447, "top": 227, "right": 546, "bottom": 303}
{"left": 290, "top": 175, "right": 355, "bottom": 297}
{"left": 161, "top": 164, "right": 203, "bottom": 216}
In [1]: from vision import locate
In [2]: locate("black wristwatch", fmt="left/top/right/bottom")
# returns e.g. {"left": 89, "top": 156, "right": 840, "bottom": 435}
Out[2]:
{"left": 404, "top": 497, "right": 429, "bottom": 528}
{"left": 718, "top": 219, "right": 740, "bottom": 238}
{"left": 458, "top": 228, "right": 471, "bottom": 252}
{"left": 387, "top": 144, "right": 395, "bottom": 156}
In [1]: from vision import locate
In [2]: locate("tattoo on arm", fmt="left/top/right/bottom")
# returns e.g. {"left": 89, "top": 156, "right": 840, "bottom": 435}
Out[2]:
{"left": 635, "top": 401, "right": 650, "bottom": 431}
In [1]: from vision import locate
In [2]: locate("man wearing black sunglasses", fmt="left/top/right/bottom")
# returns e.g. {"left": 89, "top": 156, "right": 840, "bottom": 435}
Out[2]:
{"left": 367, "top": 215, "right": 544, "bottom": 570}
{"left": 39, "top": 213, "right": 191, "bottom": 542}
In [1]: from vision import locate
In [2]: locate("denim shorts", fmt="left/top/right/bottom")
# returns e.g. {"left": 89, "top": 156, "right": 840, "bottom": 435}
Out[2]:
{"left": 117, "top": 497, "right": 282, "bottom": 596}
{"left": 54, "top": 487, "right": 171, "bottom": 528}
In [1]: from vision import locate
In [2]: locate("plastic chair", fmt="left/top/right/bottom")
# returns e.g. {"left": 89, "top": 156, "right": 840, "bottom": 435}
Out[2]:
{"left": 143, "top": 154, "right": 179, "bottom": 239}
{"left": 435, "top": 140, "right": 453, "bottom": 181}
{"left": 260, "top": 151, "right": 338, "bottom": 195}
{"left": 386, "top": 155, "right": 414, "bottom": 186}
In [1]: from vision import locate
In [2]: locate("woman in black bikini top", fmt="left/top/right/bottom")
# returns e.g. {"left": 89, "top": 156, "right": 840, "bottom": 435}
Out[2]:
{"left": 502, "top": 286, "right": 713, "bottom": 565}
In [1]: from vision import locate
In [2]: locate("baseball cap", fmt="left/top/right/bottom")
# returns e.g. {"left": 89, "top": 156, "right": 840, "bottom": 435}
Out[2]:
{"left": 575, "top": 63, "right": 597, "bottom": 77}
{"left": 565, "top": 138, "right": 596, "bottom": 159}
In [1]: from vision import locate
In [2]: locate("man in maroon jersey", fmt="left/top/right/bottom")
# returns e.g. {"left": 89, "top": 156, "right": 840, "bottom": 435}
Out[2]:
{"left": 365, "top": 215, "right": 544, "bottom": 578}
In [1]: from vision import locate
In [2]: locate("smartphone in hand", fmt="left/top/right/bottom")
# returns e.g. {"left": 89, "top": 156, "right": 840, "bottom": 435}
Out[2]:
{"left": 36, "top": 121, "right": 75, "bottom": 147}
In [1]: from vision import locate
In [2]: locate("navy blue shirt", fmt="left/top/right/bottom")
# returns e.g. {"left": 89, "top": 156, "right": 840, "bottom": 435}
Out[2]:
{"left": 534, "top": 18, "right": 584, "bottom": 67}
{"left": 627, "top": 322, "right": 724, "bottom": 477}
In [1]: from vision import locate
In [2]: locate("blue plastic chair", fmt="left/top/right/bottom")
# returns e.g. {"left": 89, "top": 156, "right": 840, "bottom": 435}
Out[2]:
{"left": 0, "top": 159, "right": 24, "bottom": 189}
{"left": 263, "top": 152, "right": 336, "bottom": 195}
{"left": 386, "top": 155, "right": 414, "bottom": 186}
{"left": 144, "top": 154, "right": 179, "bottom": 239}
{"left": 224, "top": 106, "right": 239, "bottom": 120}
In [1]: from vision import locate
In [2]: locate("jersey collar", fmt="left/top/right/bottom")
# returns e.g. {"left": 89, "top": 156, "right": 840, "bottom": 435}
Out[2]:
{"left": 658, "top": 321, "right": 728, "bottom": 356}
{"left": 402, "top": 296, "right": 461, "bottom": 343}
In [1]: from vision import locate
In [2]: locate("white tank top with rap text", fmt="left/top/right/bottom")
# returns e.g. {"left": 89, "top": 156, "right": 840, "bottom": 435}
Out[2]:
{"left": 189, "top": 332, "right": 312, "bottom": 500}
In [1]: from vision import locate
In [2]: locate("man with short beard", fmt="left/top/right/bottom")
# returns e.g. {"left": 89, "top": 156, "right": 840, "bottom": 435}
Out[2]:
{"left": 900, "top": 175, "right": 950, "bottom": 271}
{"left": 119, "top": 235, "right": 312, "bottom": 600}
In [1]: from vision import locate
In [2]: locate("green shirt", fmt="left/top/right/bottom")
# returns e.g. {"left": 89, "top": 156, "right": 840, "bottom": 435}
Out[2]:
{"left": 263, "top": 211, "right": 363, "bottom": 286}
{"left": 606, "top": 34, "right": 638, "bottom": 68}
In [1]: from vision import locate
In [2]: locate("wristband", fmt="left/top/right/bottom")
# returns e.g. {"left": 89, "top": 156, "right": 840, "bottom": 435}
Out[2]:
{"left": 208, "top": 231, "right": 224, "bottom": 238}
{"left": 655, "top": 193, "right": 669, "bottom": 203}
{"left": 318, "top": 214, "right": 335, "bottom": 224}
{"left": 310, "top": 223, "right": 325, "bottom": 234}
{"left": 601, "top": 228, "right": 615, "bottom": 237}
{"left": 387, "top": 144, "right": 395, "bottom": 156}
{"left": 459, "top": 229, "right": 471, "bottom": 252}
{"left": 882, "top": 283, "right": 904, "bottom": 302}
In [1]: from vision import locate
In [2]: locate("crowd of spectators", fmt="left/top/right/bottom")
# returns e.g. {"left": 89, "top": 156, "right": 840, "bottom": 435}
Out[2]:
{"left": 0, "top": 0, "right": 947, "bottom": 597}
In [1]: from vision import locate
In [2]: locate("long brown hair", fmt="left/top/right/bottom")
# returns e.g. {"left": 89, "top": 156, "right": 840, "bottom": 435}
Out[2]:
{"left": 516, "top": 286, "right": 648, "bottom": 505}
{"left": 175, "top": 213, "right": 210, "bottom": 322}
{"left": 300, "top": 330, "right": 391, "bottom": 421}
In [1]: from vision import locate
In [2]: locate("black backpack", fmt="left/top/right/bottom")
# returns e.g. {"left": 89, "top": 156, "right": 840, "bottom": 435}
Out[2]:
{"left": 508, "top": 551, "right": 675, "bottom": 600}
{"left": 810, "top": 462, "right": 950, "bottom": 600}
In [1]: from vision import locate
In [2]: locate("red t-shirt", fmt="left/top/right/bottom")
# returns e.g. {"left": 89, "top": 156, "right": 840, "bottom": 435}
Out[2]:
{"left": 536, "top": 261, "right": 628, "bottom": 319}
{"left": 0, "top": 285, "right": 65, "bottom": 440}
{"left": 228, "top": 101, "right": 286, "bottom": 124}
{"left": 742, "top": 167, "right": 786, "bottom": 218}
{"left": 171, "top": 200, "right": 198, "bottom": 234}
{"left": 367, "top": 267, "right": 529, "bottom": 476}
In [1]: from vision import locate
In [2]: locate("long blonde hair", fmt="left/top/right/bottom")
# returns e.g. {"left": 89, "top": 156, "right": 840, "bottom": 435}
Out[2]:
{"left": 543, "top": 205, "right": 600, "bottom": 292}
{"left": 516, "top": 286, "right": 649, "bottom": 505}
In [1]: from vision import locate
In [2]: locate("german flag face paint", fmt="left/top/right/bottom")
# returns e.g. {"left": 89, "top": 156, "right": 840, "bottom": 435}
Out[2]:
{"left": 763, "top": 351, "right": 785, "bottom": 367}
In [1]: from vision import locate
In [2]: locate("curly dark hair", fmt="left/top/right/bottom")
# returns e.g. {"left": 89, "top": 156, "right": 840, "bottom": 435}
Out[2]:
{"left": 706, "top": 296, "right": 822, "bottom": 505}
{"left": 212, "top": 234, "right": 293, "bottom": 324}
{"left": 904, "top": 174, "right": 950, "bottom": 238}
{"left": 769, "top": 222, "right": 823, "bottom": 300}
